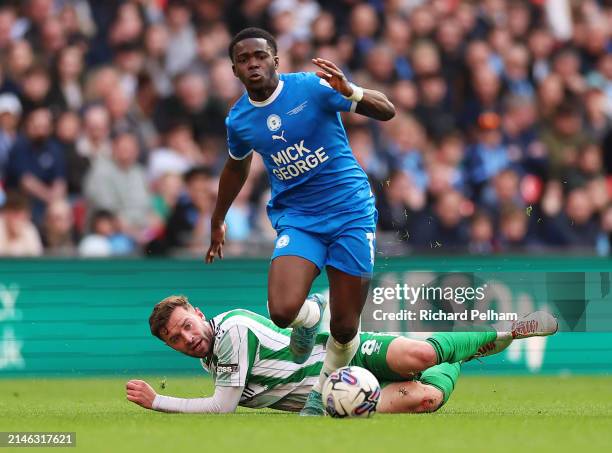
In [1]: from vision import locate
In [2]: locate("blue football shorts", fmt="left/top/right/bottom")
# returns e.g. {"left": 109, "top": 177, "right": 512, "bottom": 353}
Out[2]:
{"left": 271, "top": 219, "right": 377, "bottom": 277}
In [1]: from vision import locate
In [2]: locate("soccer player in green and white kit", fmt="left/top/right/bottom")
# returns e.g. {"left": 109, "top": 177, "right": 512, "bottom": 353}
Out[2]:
{"left": 126, "top": 294, "right": 557, "bottom": 414}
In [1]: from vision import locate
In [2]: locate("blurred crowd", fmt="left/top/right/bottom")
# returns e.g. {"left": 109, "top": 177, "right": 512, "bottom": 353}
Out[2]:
{"left": 0, "top": 0, "right": 611, "bottom": 257}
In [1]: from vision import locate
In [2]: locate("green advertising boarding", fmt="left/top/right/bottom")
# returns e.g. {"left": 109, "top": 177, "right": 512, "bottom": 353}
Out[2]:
{"left": 1, "top": 257, "right": 611, "bottom": 377}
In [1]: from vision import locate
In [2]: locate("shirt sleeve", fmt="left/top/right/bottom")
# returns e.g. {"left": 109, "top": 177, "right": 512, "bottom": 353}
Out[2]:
{"left": 214, "top": 324, "right": 257, "bottom": 387}
{"left": 308, "top": 72, "right": 356, "bottom": 114}
{"left": 226, "top": 116, "right": 253, "bottom": 161}
{"left": 152, "top": 385, "right": 243, "bottom": 414}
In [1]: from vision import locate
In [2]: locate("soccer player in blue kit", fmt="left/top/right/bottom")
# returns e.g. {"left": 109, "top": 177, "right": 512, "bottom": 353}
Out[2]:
{"left": 206, "top": 28, "right": 395, "bottom": 415}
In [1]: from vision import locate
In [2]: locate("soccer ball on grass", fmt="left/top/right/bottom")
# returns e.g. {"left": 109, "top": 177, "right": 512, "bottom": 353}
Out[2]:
{"left": 322, "top": 366, "right": 381, "bottom": 418}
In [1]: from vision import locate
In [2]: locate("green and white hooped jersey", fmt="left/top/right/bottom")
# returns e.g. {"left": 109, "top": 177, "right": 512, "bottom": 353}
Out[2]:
{"left": 200, "top": 309, "right": 326, "bottom": 412}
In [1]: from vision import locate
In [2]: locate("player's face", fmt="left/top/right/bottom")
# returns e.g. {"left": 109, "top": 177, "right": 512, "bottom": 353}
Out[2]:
{"left": 232, "top": 38, "right": 278, "bottom": 92}
{"left": 162, "top": 307, "right": 213, "bottom": 358}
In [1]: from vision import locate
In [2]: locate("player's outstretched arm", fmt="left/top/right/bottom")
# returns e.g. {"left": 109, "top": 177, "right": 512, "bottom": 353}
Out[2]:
{"left": 312, "top": 57, "right": 395, "bottom": 121}
{"left": 126, "top": 379, "right": 243, "bottom": 414}
{"left": 206, "top": 154, "right": 253, "bottom": 263}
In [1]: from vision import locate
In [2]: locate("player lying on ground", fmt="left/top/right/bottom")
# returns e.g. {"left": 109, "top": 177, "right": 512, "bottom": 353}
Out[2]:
{"left": 126, "top": 295, "right": 558, "bottom": 414}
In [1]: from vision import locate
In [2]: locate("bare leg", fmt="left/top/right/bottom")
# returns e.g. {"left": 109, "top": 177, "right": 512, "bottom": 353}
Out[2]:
{"left": 378, "top": 381, "right": 444, "bottom": 414}
{"left": 326, "top": 266, "right": 370, "bottom": 343}
{"left": 311, "top": 266, "right": 369, "bottom": 391}
{"left": 385, "top": 337, "right": 438, "bottom": 376}
{"left": 267, "top": 256, "right": 319, "bottom": 328}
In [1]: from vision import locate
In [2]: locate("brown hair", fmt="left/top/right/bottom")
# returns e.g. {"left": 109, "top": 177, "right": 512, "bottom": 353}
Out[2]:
{"left": 149, "top": 295, "right": 193, "bottom": 340}
{"left": 2, "top": 191, "right": 30, "bottom": 212}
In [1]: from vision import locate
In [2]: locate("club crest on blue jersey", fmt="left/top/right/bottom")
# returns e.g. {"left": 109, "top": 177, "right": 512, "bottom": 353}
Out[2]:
{"left": 276, "top": 234, "right": 290, "bottom": 248}
{"left": 267, "top": 114, "right": 282, "bottom": 131}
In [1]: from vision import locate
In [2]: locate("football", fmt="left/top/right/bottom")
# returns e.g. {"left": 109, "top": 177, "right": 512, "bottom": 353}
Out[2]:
{"left": 322, "top": 366, "right": 381, "bottom": 418}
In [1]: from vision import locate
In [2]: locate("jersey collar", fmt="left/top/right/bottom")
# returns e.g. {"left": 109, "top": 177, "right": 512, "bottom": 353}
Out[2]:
{"left": 248, "top": 79, "right": 284, "bottom": 107}
{"left": 200, "top": 319, "right": 216, "bottom": 369}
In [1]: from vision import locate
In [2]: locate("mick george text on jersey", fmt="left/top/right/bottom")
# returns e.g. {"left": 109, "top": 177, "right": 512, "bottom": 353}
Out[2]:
{"left": 270, "top": 140, "right": 329, "bottom": 181}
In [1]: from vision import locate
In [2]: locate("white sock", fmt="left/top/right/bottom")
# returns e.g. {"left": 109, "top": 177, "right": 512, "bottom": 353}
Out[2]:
{"left": 493, "top": 319, "right": 514, "bottom": 341}
{"left": 289, "top": 298, "right": 320, "bottom": 329}
{"left": 496, "top": 331, "right": 513, "bottom": 341}
{"left": 313, "top": 334, "right": 360, "bottom": 392}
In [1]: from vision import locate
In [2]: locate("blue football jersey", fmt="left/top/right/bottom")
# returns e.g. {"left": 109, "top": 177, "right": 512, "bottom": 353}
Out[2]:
{"left": 225, "top": 72, "right": 375, "bottom": 229}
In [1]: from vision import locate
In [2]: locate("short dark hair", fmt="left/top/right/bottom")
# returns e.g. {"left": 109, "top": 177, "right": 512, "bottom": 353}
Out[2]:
{"left": 184, "top": 166, "right": 214, "bottom": 184}
{"left": 149, "top": 295, "right": 194, "bottom": 340}
{"left": 228, "top": 27, "right": 277, "bottom": 62}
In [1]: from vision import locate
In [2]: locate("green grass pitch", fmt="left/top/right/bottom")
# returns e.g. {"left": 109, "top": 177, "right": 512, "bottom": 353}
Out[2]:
{"left": 1, "top": 376, "right": 611, "bottom": 452}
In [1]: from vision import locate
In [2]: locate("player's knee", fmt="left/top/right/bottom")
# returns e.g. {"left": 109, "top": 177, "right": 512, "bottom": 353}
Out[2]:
{"left": 416, "top": 387, "right": 444, "bottom": 413}
{"left": 415, "top": 343, "right": 437, "bottom": 369}
{"left": 392, "top": 341, "right": 437, "bottom": 374}
{"left": 267, "top": 291, "right": 303, "bottom": 328}
{"left": 330, "top": 323, "right": 358, "bottom": 344}
{"left": 268, "top": 306, "right": 295, "bottom": 328}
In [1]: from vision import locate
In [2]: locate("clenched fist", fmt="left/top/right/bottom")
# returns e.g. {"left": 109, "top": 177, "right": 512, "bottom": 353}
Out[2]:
{"left": 126, "top": 379, "right": 157, "bottom": 410}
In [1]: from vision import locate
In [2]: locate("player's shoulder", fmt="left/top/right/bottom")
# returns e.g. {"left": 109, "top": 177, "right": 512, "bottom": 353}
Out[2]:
{"left": 213, "top": 309, "right": 263, "bottom": 336}
{"left": 226, "top": 93, "right": 251, "bottom": 126}
{"left": 281, "top": 71, "right": 320, "bottom": 88}
{"left": 211, "top": 310, "right": 263, "bottom": 354}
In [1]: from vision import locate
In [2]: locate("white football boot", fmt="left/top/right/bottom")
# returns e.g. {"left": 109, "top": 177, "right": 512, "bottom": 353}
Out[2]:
{"left": 465, "top": 311, "right": 558, "bottom": 362}
{"left": 510, "top": 310, "right": 558, "bottom": 339}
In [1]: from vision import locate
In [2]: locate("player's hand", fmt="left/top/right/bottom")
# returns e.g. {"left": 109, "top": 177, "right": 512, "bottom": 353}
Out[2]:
{"left": 126, "top": 379, "right": 157, "bottom": 410}
{"left": 312, "top": 58, "right": 353, "bottom": 97}
{"left": 206, "top": 221, "right": 226, "bottom": 263}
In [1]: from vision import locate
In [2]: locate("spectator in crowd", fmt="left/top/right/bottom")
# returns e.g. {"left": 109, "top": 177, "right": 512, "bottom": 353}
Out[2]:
{"left": 148, "top": 121, "right": 200, "bottom": 183}
{"left": 411, "top": 190, "right": 470, "bottom": 251}
{"left": 502, "top": 44, "right": 534, "bottom": 99}
{"left": 348, "top": 126, "right": 388, "bottom": 182}
{"left": 541, "top": 102, "right": 591, "bottom": 180}
{"left": 0, "top": 93, "right": 21, "bottom": 181}
{"left": 131, "top": 72, "right": 161, "bottom": 151}
{"left": 386, "top": 114, "right": 429, "bottom": 193}
{"left": 583, "top": 84, "right": 611, "bottom": 141}
{"left": 544, "top": 187, "right": 601, "bottom": 249}
{"left": 76, "top": 104, "right": 112, "bottom": 161}
{"left": 162, "top": 166, "right": 215, "bottom": 253}
{"left": 480, "top": 168, "right": 525, "bottom": 223}
{"left": 84, "top": 131, "right": 155, "bottom": 243}
{"left": 189, "top": 24, "right": 231, "bottom": 77}
{"left": 563, "top": 143, "right": 604, "bottom": 191}
{"left": 53, "top": 111, "right": 83, "bottom": 197}
{"left": 18, "top": 65, "right": 61, "bottom": 116}
{"left": 164, "top": 0, "right": 197, "bottom": 77}
{"left": 78, "top": 209, "right": 135, "bottom": 257}
{"left": 465, "top": 112, "right": 510, "bottom": 197}
{"left": 225, "top": 176, "right": 253, "bottom": 242}
{"left": 413, "top": 72, "right": 457, "bottom": 141}
{"left": 460, "top": 66, "right": 503, "bottom": 131}
{"left": 497, "top": 206, "right": 533, "bottom": 252}
{"left": 143, "top": 22, "right": 173, "bottom": 97}
{"left": 377, "top": 170, "right": 424, "bottom": 243}
{"left": 468, "top": 211, "right": 495, "bottom": 255}
{"left": 500, "top": 95, "right": 546, "bottom": 178}
{"left": 151, "top": 172, "right": 184, "bottom": 222}
{"left": 5, "top": 107, "right": 66, "bottom": 225}
{"left": 41, "top": 198, "right": 77, "bottom": 255}
{"left": 0, "top": 7, "right": 17, "bottom": 54}
{"left": 5, "top": 40, "right": 35, "bottom": 86}
{"left": 52, "top": 45, "right": 85, "bottom": 111}
{"left": 433, "top": 132, "right": 468, "bottom": 194}
{"left": 0, "top": 191, "right": 42, "bottom": 256}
